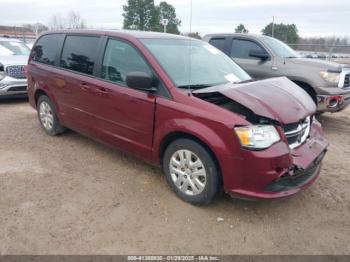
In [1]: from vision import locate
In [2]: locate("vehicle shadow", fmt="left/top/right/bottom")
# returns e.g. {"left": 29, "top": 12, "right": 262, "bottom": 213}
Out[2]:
{"left": 59, "top": 129, "right": 301, "bottom": 216}
{"left": 0, "top": 96, "right": 28, "bottom": 104}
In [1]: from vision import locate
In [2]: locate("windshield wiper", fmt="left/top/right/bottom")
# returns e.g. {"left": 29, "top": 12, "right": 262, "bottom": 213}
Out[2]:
{"left": 233, "top": 79, "right": 255, "bottom": 84}
{"left": 177, "top": 84, "right": 213, "bottom": 90}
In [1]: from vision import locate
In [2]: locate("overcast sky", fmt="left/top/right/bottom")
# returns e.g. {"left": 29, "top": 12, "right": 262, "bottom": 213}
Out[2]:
{"left": 0, "top": 0, "right": 349, "bottom": 37}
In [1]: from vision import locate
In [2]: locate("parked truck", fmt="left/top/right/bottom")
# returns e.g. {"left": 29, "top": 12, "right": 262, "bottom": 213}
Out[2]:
{"left": 204, "top": 34, "right": 350, "bottom": 113}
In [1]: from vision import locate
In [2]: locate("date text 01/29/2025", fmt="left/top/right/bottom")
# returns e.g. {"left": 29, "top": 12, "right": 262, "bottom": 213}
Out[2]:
{"left": 127, "top": 255, "right": 220, "bottom": 261}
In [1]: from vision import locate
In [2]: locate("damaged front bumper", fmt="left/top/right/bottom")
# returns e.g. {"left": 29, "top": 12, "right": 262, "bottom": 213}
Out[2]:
{"left": 222, "top": 120, "right": 329, "bottom": 200}
{"left": 264, "top": 149, "right": 326, "bottom": 193}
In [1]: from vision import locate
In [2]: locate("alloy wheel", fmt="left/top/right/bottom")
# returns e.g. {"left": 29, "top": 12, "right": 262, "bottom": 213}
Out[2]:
{"left": 169, "top": 149, "right": 207, "bottom": 196}
{"left": 39, "top": 101, "right": 54, "bottom": 131}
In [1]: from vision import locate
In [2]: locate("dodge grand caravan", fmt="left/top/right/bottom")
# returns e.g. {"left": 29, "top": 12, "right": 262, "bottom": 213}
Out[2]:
{"left": 27, "top": 30, "right": 329, "bottom": 205}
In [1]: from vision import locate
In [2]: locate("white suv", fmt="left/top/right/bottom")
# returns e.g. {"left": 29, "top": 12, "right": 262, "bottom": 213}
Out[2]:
{"left": 0, "top": 37, "right": 30, "bottom": 98}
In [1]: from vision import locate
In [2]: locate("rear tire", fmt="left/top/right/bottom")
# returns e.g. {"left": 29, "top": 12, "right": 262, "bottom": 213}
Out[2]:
{"left": 163, "top": 138, "right": 221, "bottom": 205}
{"left": 37, "top": 95, "right": 66, "bottom": 136}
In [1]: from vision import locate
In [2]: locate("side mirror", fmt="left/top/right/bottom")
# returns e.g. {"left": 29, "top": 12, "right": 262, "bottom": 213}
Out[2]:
{"left": 126, "top": 72, "right": 157, "bottom": 92}
{"left": 249, "top": 49, "right": 269, "bottom": 61}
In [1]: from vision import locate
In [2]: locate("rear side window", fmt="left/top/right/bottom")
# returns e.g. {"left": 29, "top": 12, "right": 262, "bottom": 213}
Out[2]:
{"left": 32, "top": 34, "right": 63, "bottom": 65}
{"left": 60, "top": 36, "right": 100, "bottom": 75}
{"left": 101, "top": 39, "right": 152, "bottom": 86}
{"left": 231, "top": 39, "right": 265, "bottom": 59}
{"left": 209, "top": 38, "right": 225, "bottom": 51}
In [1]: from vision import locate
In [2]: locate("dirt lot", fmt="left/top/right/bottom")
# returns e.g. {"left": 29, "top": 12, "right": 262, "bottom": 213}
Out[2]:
{"left": 0, "top": 99, "right": 350, "bottom": 255}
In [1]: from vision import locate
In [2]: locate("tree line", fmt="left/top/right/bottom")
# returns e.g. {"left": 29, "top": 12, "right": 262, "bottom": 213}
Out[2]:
{"left": 15, "top": 1, "right": 350, "bottom": 54}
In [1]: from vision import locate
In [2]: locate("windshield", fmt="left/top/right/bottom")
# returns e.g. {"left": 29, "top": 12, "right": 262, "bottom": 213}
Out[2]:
{"left": 261, "top": 37, "right": 300, "bottom": 58}
{"left": 0, "top": 41, "right": 30, "bottom": 56}
{"left": 141, "top": 39, "right": 251, "bottom": 88}
{"left": 0, "top": 45, "right": 15, "bottom": 55}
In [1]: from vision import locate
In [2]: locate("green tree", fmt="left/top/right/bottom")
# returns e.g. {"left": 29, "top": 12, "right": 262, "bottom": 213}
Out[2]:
{"left": 122, "top": 0, "right": 159, "bottom": 31}
{"left": 157, "top": 1, "right": 181, "bottom": 34}
{"left": 235, "top": 24, "right": 248, "bottom": 33}
{"left": 262, "top": 23, "right": 299, "bottom": 44}
{"left": 122, "top": 0, "right": 181, "bottom": 33}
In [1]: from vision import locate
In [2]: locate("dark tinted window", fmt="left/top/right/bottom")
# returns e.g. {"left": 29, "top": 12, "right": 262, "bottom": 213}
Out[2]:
{"left": 209, "top": 38, "right": 225, "bottom": 51}
{"left": 101, "top": 39, "right": 152, "bottom": 86}
{"left": 231, "top": 39, "right": 265, "bottom": 59}
{"left": 32, "top": 34, "right": 62, "bottom": 65}
{"left": 60, "top": 36, "right": 100, "bottom": 75}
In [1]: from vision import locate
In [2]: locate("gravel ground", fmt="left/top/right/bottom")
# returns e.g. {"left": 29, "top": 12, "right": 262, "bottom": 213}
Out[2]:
{"left": 0, "top": 98, "right": 349, "bottom": 255}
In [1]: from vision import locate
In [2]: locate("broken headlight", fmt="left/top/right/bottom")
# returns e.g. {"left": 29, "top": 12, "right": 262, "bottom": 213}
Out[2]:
{"left": 234, "top": 125, "right": 280, "bottom": 149}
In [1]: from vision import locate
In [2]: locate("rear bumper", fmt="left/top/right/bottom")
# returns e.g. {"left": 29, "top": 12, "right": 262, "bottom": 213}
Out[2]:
{"left": 0, "top": 77, "right": 27, "bottom": 97}
{"left": 221, "top": 120, "right": 329, "bottom": 200}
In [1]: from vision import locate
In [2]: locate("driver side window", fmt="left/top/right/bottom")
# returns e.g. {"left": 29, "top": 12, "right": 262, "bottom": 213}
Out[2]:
{"left": 101, "top": 39, "right": 153, "bottom": 87}
{"left": 231, "top": 39, "right": 266, "bottom": 60}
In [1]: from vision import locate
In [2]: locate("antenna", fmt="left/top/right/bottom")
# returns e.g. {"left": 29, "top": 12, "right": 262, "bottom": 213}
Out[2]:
{"left": 188, "top": 0, "right": 193, "bottom": 96}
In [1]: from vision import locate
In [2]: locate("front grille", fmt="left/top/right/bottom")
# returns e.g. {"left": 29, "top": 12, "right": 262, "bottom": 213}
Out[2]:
{"left": 283, "top": 117, "right": 311, "bottom": 149}
{"left": 344, "top": 74, "right": 350, "bottom": 88}
{"left": 8, "top": 86, "right": 27, "bottom": 92}
{"left": 5, "top": 65, "right": 26, "bottom": 79}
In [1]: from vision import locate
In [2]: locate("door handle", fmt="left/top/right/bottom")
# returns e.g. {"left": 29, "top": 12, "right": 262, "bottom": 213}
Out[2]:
{"left": 96, "top": 87, "right": 108, "bottom": 96}
{"left": 79, "top": 82, "right": 90, "bottom": 91}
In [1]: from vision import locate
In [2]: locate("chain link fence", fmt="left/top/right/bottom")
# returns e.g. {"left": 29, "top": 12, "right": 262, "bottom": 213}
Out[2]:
{"left": 288, "top": 43, "right": 350, "bottom": 65}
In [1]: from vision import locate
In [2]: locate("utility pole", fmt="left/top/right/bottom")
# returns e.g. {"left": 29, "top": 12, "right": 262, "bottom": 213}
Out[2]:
{"left": 272, "top": 16, "right": 275, "bottom": 38}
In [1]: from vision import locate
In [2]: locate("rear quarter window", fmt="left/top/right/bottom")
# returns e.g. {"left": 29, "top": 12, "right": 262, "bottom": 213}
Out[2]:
{"left": 32, "top": 34, "right": 64, "bottom": 65}
{"left": 60, "top": 35, "right": 100, "bottom": 75}
{"left": 209, "top": 38, "right": 226, "bottom": 51}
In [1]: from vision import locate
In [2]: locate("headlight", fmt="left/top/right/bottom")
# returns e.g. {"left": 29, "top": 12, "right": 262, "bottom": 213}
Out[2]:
{"left": 234, "top": 125, "right": 280, "bottom": 149}
{"left": 0, "top": 72, "right": 5, "bottom": 81}
{"left": 320, "top": 71, "right": 340, "bottom": 84}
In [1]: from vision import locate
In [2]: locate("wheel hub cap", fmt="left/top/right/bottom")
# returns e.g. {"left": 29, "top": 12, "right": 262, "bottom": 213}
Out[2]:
{"left": 169, "top": 149, "right": 207, "bottom": 196}
{"left": 39, "top": 102, "right": 54, "bottom": 130}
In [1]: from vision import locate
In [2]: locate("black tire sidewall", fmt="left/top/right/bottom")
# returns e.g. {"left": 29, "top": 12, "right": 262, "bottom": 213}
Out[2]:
{"left": 37, "top": 95, "right": 61, "bottom": 136}
{"left": 163, "top": 138, "right": 220, "bottom": 205}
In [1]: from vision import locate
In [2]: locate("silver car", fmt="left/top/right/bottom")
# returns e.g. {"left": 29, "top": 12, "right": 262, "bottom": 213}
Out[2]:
{"left": 0, "top": 37, "right": 30, "bottom": 98}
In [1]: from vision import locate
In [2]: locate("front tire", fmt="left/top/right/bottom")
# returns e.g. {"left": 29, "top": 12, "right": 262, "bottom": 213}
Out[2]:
{"left": 37, "top": 95, "right": 66, "bottom": 136}
{"left": 163, "top": 138, "right": 221, "bottom": 205}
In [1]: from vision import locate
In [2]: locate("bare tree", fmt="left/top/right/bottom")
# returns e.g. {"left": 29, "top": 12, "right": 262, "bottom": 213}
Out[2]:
{"left": 48, "top": 11, "right": 87, "bottom": 30}
{"left": 49, "top": 13, "right": 66, "bottom": 30}
{"left": 67, "top": 11, "right": 86, "bottom": 29}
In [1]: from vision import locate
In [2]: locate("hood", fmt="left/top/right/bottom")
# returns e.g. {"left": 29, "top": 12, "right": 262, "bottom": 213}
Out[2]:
{"left": 288, "top": 57, "right": 342, "bottom": 71}
{"left": 193, "top": 77, "right": 316, "bottom": 124}
{"left": 0, "top": 55, "right": 29, "bottom": 66}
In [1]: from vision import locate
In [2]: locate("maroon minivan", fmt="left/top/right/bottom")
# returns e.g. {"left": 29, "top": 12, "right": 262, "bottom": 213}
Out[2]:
{"left": 27, "top": 30, "right": 329, "bottom": 205}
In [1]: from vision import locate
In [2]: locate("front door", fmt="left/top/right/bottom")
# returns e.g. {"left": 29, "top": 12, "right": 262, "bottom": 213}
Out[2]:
{"left": 81, "top": 38, "right": 157, "bottom": 160}
{"left": 230, "top": 38, "right": 274, "bottom": 79}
